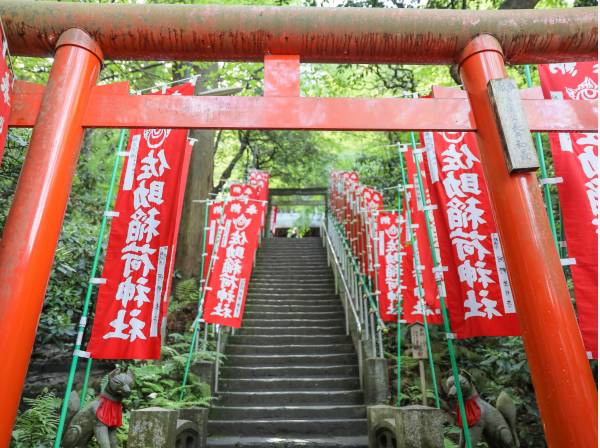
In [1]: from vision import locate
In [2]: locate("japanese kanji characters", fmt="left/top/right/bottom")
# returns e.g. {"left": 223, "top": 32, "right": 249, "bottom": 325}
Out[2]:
{"left": 87, "top": 83, "right": 194, "bottom": 360}
{"left": 376, "top": 212, "right": 405, "bottom": 322}
{"left": 423, "top": 130, "right": 519, "bottom": 338}
{"left": 202, "top": 199, "right": 262, "bottom": 328}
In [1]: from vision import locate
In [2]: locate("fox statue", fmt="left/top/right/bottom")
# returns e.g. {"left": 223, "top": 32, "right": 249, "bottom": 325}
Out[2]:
{"left": 61, "top": 367, "right": 135, "bottom": 448}
{"left": 445, "top": 374, "right": 519, "bottom": 448}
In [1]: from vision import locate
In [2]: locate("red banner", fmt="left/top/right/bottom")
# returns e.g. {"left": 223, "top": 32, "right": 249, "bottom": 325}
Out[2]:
{"left": 249, "top": 170, "right": 269, "bottom": 230}
{"left": 360, "top": 188, "right": 383, "bottom": 279}
{"left": 88, "top": 83, "right": 194, "bottom": 359}
{"left": 0, "top": 25, "right": 13, "bottom": 165}
{"left": 270, "top": 206, "right": 278, "bottom": 235}
{"left": 422, "top": 131, "right": 519, "bottom": 338}
{"left": 376, "top": 212, "right": 404, "bottom": 322}
{"left": 203, "top": 201, "right": 225, "bottom": 280}
{"left": 201, "top": 198, "right": 262, "bottom": 328}
{"left": 538, "top": 62, "right": 598, "bottom": 358}
{"left": 401, "top": 150, "right": 442, "bottom": 325}
{"left": 249, "top": 169, "right": 270, "bottom": 202}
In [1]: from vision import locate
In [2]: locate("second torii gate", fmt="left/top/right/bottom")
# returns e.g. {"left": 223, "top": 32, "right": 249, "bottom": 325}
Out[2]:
{"left": 0, "top": 2, "right": 597, "bottom": 447}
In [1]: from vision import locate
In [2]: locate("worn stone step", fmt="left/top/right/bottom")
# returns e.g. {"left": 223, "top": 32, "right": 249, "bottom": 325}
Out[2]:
{"left": 250, "top": 280, "right": 335, "bottom": 287}
{"left": 244, "top": 304, "right": 342, "bottom": 313}
{"left": 253, "top": 268, "right": 331, "bottom": 274}
{"left": 246, "top": 299, "right": 341, "bottom": 307}
{"left": 220, "top": 364, "right": 359, "bottom": 379}
{"left": 226, "top": 343, "right": 355, "bottom": 355}
{"left": 227, "top": 334, "right": 353, "bottom": 346}
{"left": 207, "top": 435, "right": 368, "bottom": 448}
{"left": 237, "top": 326, "right": 347, "bottom": 336}
{"left": 210, "top": 405, "right": 367, "bottom": 420}
{"left": 244, "top": 311, "right": 344, "bottom": 320}
{"left": 224, "top": 353, "right": 357, "bottom": 367}
{"left": 247, "top": 293, "right": 338, "bottom": 299}
{"left": 220, "top": 376, "right": 360, "bottom": 392}
{"left": 253, "top": 265, "right": 329, "bottom": 271}
{"left": 243, "top": 318, "right": 345, "bottom": 328}
{"left": 208, "top": 418, "right": 368, "bottom": 437}
{"left": 247, "top": 293, "right": 342, "bottom": 305}
{"left": 252, "top": 272, "right": 333, "bottom": 278}
{"left": 217, "top": 390, "right": 364, "bottom": 406}
{"left": 248, "top": 288, "right": 336, "bottom": 294}
{"left": 248, "top": 287, "right": 336, "bottom": 294}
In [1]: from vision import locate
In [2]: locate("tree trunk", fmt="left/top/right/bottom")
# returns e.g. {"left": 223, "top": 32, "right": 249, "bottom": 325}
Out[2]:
{"left": 174, "top": 63, "right": 218, "bottom": 280}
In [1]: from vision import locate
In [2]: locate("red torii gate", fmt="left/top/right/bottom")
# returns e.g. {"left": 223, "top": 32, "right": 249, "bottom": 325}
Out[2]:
{"left": 0, "top": 2, "right": 597, "bottom": 447}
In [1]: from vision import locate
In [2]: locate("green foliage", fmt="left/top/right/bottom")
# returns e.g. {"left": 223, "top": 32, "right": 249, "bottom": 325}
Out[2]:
{"left": 11, "top": 392, "right": 60, "bottom": 448}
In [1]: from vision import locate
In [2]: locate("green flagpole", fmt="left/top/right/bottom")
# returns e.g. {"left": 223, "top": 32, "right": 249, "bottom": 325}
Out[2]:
{"left": 524, "top": 64, "right": 560, "bottom": 250}
{"left": 397, "top": 143, "right": 440, "bottom": 409}
{"left": 180, "top": 198, "right": 224, "bottom": 400}
{"left": 54, "top": 129, "right": 128, "bottom": 448}
{"left": 396, "top": 185, "right": 404, "bottom": 407}
{"left": 408, "top": 133, "right": 473, "bottom": 448}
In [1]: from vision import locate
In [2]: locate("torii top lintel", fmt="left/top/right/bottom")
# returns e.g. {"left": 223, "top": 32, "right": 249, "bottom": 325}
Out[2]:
{"left": 0, "top": 1, "right": 596, "bottom": 64}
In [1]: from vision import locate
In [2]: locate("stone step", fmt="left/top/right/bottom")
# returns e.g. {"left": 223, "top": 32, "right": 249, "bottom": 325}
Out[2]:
{"left": 243, "top": 318, "right": 345, "bottom": 328}
{"left": 226, "top": 343, "right": 355, "bottom": 355}
{"left": 237, "top": 326, "right": 347, "bottom": 336}
{"left": 207, "top": 435, "right": 368, "bottom": 448}
{"left": 246, "top": 299, "right": 341, "bottom": 307}
{"left": 217, "top": 390, "right": 364, "bottom": 406}
{"left": 227, "top": 335, "right": 353, "bottom": 346}
{"left": 252, "top": 268, "right": 331, "bottom": 274}
{"left": 252, "top": 266, "right": 330, "bottom": 271}
{"left": 220, "top": 376, "right": 360, "bottom": 392}
{"left": 224, "top": 353, "right": 357, "bottom": 367}
{"left": 208, "top": 418, "right": 368, "bottom": 437}
{"left": 220, "top": 364, "right": 359, "bottom": 379}
{"left": 255, "top": 255, "right": 327, "bottom": 261}
{"left": 244, "top": 304, "right": 342, "bottom": 313}
{"left": 246, "top": 293, "right": 338, "bottom": 300}
{"left": 249, "top": 280, "right": 335, "bottom": 287}
{"left": 210, "top": 405, "right": 367, "bottom": 420}
{"left": 243, "top": 311, "right": 344, "bottom": 320}
{"left": 252, "top": 271, "right": 332, "bottom": 277}
{"left": 248, "top": 286, "right": 336, "bottom": 293}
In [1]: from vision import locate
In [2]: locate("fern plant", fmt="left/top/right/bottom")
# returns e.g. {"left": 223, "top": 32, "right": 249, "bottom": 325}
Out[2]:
{"left": 11, "top": 391, "right": 60, "bottom": 448}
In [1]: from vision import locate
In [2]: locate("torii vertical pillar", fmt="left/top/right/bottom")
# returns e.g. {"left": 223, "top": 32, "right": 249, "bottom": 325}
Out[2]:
{"left": 0, "top": 29, "right": 103, "bottom": 446}
{"left": 458, "top": 34, "right": 597, "bottom": 447}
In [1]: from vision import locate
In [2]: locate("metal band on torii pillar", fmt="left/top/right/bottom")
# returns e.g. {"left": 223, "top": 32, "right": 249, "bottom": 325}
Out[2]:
{"left": 457, "top": 34, "right": 597, "bottom": 447}
{"left": 0, "top": 28, "right": 103, "bottom": 446}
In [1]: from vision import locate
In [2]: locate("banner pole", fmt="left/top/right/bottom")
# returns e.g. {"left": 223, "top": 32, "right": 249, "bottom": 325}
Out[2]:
{"left": 54, "top": 128, "right": 127, "bottom": 448}
{"left": 408, "top": 133, "right": 472, "bottom": 448}
{"left": 524, "top": 65, "right": 559, "bottom": 249}
{"left": 397, "top": 142, "right": 440, "bottom": 409}
{"left": 180, "top": 198, "right": 226, "bottom": 400}
{"left": 395, "top": 186, "right": 404, "bottom": 407}
{"left": 194, "top": 199, "right": 212, "bottom": 351}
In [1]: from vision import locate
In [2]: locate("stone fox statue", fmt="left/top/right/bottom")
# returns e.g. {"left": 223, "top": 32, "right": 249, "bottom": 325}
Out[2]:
{"left": 446, "top": 374, "right": 519, "bottom": 448}
{"left": 61, "top": 367, "right": 135, "bottom": 448}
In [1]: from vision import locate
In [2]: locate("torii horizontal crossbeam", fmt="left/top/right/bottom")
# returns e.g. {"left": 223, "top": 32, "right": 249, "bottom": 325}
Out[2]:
{"left": 9, "top": 81, "right": 597, "bottom": 132}
{"left": 0, "top": 1, "right": 596, "bottom": 64}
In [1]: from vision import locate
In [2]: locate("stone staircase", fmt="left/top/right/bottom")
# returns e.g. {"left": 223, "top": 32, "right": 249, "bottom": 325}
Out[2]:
{"left": 207, "top": 236, "right": 368, "bottom": 447}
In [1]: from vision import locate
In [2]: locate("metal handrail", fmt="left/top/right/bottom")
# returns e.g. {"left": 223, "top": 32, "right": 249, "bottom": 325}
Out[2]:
{"left": 321, "top": 221, "right": 363, "bottom": 336}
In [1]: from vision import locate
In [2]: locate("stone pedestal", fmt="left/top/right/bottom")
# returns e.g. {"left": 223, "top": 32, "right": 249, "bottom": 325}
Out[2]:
{"left": 367, "top": 404, "right": 445, "bottom": 448}
{"left": 368, "top": 405, "right": 398, "bottom": 448}
{"left": 128, "top": 407, "right": 177, "bottom": 448}
{"left": 191, "top": 360, "right": 216, "bottom": 395}
{"left": 395, "top": 405, "right": 445, "bottom": 448}
{"left": 364, "top": 358, "right": 391, "bottom": 405}
{"left": 178, "top": 407, "right": 209, "bottom": 448}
